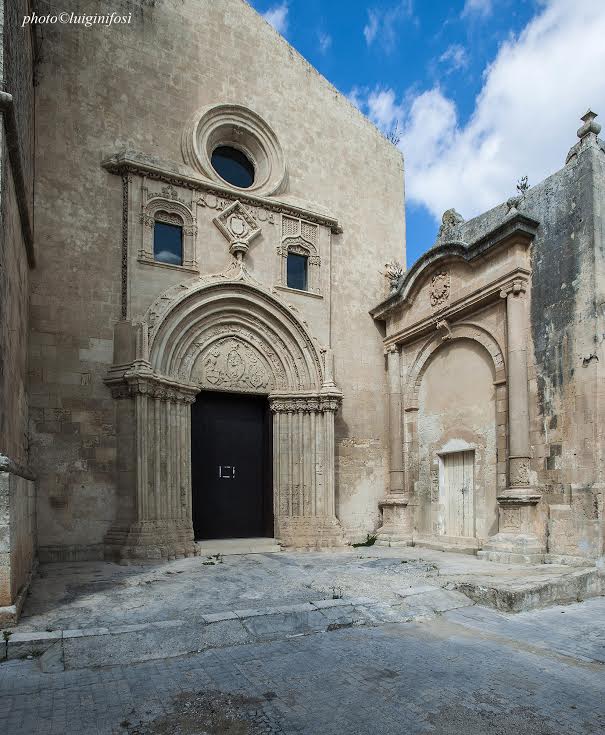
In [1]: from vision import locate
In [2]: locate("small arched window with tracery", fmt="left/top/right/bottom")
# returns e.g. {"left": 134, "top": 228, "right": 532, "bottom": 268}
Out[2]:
{"left": 153, "top": 211, "right": 183, "bottom": 266}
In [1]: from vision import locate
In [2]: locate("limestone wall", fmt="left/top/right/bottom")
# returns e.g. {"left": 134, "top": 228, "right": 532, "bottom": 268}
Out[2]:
{"left": 0, "top": 0, "right": 36, "bottom": 613}
{"left": 30, "top": 0, "right": 404, "bottom": 555}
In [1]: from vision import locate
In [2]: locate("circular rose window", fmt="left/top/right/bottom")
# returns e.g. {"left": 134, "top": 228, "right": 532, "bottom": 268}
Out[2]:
{"left": 181, "top": 104, "right": 287, "bottom": 196}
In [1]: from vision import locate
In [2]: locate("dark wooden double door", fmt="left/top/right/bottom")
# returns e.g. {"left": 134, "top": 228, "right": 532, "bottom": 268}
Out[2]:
{"left": 191, "top": 391, "right": 273, "bottom": 540}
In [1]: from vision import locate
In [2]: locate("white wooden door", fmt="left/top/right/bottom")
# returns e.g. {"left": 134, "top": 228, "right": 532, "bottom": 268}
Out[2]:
{"left": 442, "top": 451, "right": 474, "bottom": 537}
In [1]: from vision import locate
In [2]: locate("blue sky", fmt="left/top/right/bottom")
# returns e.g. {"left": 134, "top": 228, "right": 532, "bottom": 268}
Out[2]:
{"left": 250, "top": 0, "right": 605, "bottom": 267}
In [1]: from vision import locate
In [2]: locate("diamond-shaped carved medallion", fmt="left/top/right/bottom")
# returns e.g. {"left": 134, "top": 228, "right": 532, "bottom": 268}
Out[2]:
{"left": 213, "top": 200, "right": 261, "bottom": 260}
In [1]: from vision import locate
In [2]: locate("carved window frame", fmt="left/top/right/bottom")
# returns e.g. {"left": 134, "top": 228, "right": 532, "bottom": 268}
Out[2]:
{"left": 276, "top": 216, "right": 321, "bottom": 295}
{"left": 139, "top": 197, "right": 198, "bottom": 271}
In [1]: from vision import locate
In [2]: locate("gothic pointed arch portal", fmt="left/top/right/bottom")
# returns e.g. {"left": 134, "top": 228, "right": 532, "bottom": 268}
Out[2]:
{"left": 105, "top": 264, "right": 345, "bottom": 560}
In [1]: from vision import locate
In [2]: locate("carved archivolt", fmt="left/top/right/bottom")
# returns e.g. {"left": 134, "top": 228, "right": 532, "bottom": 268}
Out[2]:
{"left": 144, "top": 264, "right": 325, "bottom": 393}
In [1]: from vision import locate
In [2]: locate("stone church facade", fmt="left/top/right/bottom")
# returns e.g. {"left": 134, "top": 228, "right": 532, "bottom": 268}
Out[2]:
{"left": 0, "top": 0, "right": 603, "bottom": 621}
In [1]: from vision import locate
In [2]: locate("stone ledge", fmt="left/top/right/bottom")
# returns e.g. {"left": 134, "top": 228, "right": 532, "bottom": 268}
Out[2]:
{"left": 447, "top": 568, "right": 602, "bottom": 613}
{"left": 0, "top": 595, "right": 454, "bottom": 670}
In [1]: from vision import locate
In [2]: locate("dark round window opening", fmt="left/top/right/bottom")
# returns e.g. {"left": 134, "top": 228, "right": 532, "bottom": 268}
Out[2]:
{"left": 211, "top": 145, "right": 255, "bottom": 188}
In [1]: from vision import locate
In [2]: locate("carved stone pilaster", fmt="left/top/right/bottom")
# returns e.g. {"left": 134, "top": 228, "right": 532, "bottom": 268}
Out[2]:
{"left": 479, "top": 279, "right": 545, "bottom": 563}
{"left": 376, "top": 343, "right": 413, "bottom": 547}
{"left": 104, "top": 365, "right": 200, "bottom": 561}
{"left": 269, "top": 389, "right": 345, "bottom": 548}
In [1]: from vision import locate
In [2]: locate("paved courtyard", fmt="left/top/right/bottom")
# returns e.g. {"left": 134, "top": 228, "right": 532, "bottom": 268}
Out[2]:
{"left": 1, "top": 597, "right": 604, "bottom": 735}
{"left": 14, "top": 546, "right": 599, "bottom": 632}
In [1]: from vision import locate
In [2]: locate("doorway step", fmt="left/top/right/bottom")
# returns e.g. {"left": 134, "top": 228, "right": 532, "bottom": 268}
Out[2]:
{"left": 195, "top": 538, "right": 282, "bottom": 556}
{"left": 413, "top": 534, "right": 480, "bottom": 555}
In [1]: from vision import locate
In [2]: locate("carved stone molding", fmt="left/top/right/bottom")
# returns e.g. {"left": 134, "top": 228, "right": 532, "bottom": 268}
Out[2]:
{"left": 269, "top": 393, "right": 342, "bottom": 414}
{"left": 105, "top": 366, "right": 199, "bottom": 404}
{"left": 405, "top": 321, "right": 506, "bottom": 405}
{"left": 102, "top": 150, "right": 341, "bottom": 233}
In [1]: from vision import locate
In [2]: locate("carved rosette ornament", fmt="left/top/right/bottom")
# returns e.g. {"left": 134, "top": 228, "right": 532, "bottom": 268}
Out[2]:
{"left": 430, "top": 272, "right": 451, "bottom": 309}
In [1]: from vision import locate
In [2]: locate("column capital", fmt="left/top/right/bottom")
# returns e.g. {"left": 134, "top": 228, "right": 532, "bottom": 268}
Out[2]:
{"left": 499, "top": 278, "right": 527, "bottom": 299}
{"left": 384, "top": 343, "right": 400, "bottom": 356}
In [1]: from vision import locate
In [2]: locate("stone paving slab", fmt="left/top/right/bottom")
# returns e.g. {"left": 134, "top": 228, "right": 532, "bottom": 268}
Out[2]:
{"left": 12, "top": 547, "right": 601, "bottom": 638}
{"left": 1, "top": 598, "right": 604, "bottom": 735}
{"left": 5, "top": 596, "right": 471, "bottom": 670}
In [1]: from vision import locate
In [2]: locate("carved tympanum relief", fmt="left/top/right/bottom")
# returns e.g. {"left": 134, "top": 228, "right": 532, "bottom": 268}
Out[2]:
{"left": 191, "top": 338, "right": 273, "bottom": 393}
{"left": 430, "top": 272, "right": 451, "bottom": 309}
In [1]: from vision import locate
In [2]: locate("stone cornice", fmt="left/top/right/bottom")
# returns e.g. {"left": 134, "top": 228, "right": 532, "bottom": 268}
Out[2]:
{"left": 383, "top": 269, "right": 530, "bottom": 349}
{"left": 0, "top": 91, "right": 35, "bottom": 268}
{"left": 370, "top": 212, "right": 539, "bottom": 321}
{"left": 101, "top": 150, "right": 342, "bottom": 233}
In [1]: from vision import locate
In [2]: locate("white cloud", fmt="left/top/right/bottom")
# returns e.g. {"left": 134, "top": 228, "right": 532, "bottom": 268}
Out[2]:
{"left": 438, "top": 44, "right": 469, "bottom": 74}
{"left": 363, "top": 10, "right": 380, "bottom": 45}
{"left": 262, "top": 2, "right": 288, "bottom": 36}
{"left": 461, "top": 0, "right": 492, "bottom": 18}
{"left": 363, "top": 2, "right": 414, "bottom": 53}
{"left": 353, "top": 0, "right": 605, "bottom": 228}
{"left": 318, "top": 31, "right": 332, "bottom": 54}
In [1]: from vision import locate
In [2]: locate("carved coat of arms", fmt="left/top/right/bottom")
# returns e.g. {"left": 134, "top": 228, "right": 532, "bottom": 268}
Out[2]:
{"left": 430, "top": 272, "right": 451, "bottom": 308}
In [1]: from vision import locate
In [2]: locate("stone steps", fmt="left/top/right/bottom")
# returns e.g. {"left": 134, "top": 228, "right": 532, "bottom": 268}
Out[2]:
{"left": 195, "top": 537, "right": 282, "bottom": 556}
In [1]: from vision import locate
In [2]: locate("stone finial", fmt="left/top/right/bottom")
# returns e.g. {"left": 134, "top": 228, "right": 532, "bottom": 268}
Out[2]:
{"left": 577, "top": 109, "right": 601, "bottom": 139}
{"left": 437, "top": 208, "right": 464, "bottom": 240}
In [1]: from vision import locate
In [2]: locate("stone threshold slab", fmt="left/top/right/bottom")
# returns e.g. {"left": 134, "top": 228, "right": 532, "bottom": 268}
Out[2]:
{"left": 195, "top": 538, "right": 282, "bottom": 556}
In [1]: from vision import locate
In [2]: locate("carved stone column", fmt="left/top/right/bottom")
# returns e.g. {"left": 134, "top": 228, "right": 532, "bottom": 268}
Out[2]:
{"left": 479, "top": 281, "right": 545, "bottom": 563}
{"left": 376, "top": 344, "right": 413, "bottom": 547}
{"left": 269, "top": 387, "right": 346, "bottom": 548}
{"left": 105, "top": 362, "right": 200, "bottom": 561}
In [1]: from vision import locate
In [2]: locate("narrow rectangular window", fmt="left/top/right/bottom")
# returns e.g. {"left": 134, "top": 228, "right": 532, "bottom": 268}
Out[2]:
{"left": 287, "top": 253, "right": 308, "bottom": 291}
{"left": 154, "top": 222, "right": 183, "bottom": 265}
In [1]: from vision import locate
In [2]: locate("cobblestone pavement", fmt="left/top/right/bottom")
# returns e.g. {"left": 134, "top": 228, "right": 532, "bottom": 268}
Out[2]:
{"left": 1, "top": 597, "right": 604, "bottom": 735}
